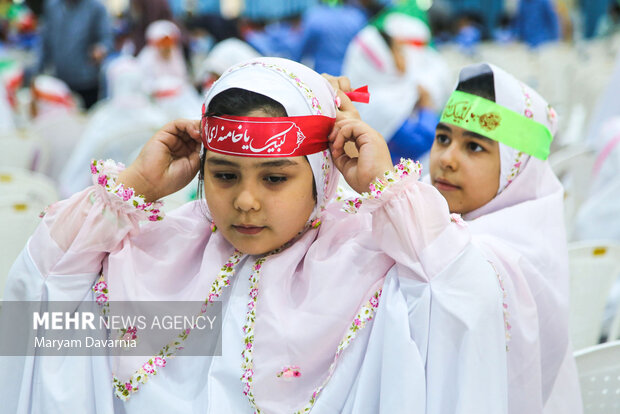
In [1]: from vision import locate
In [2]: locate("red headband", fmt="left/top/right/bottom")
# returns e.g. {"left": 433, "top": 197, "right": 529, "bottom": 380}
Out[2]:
{"left": 201, "top": 113, "right": 335, "bottom": 157}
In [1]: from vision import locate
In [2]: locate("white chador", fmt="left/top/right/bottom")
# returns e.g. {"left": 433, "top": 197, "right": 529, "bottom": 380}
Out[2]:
{"left": 1, "top": 58, "right": 510, "bottom": 413}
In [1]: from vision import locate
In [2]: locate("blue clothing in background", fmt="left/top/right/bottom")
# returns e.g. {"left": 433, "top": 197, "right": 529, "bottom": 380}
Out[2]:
{"left": 296, "top": 5, "right": 367, "bottom": 76}
{"left": 580, "top": 0, "right": 614, "bottom": 38}
{"left": 514, "top": 0, "right": 560, "bottom": 47}
{"left": 446, "top": 0, "right": 504, "bottom": 38}
{"left": 387, "top": 109, "right": 439, "bottom": 163}
{"left": 246, "top": 21, "right": 303, "bottom": 61}
{"left": 36, "top": 0, "right": 112, "bottom": 90}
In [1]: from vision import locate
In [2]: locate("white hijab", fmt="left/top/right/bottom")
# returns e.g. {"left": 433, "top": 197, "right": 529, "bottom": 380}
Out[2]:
{"left": 454, "top": 63, "right": 580, "bottom": 412}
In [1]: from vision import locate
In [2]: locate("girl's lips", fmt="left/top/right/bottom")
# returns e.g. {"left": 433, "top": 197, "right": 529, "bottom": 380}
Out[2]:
{"left": 434, "top": 179, "right": 461, "bottom": 191}
{"left": 233, "top": 225, "right": 265, "bottom": 235}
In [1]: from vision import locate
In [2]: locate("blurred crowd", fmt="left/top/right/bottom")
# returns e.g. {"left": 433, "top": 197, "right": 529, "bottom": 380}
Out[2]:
{"left": 0, "top": 0, "right": 620, "bottom": 204}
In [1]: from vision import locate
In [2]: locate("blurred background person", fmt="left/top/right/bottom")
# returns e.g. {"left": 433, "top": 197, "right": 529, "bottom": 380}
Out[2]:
{"left": 295, "top": 0, "right": 375, "bottom": 75}
{"left": 137, "top": 20, "right": 188, "bottom": 93}
{"left": 513, "top": 0, "right": 561, "bottom": 48}
{"left": 197, "top": 37, "right": 261, "bottom": 93}
{"left": 128, "top": 0, "right": 173, "bottom": 55}
{"left": 59, "top": 56, "right": 168, "bottom": 197}
{"left": 33, "top": 0, "right": 112, "bottom": 109}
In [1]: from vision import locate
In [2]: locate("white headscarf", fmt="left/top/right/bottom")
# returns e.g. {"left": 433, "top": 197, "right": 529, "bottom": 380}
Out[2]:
{"left": 454, "top": 63, "right": 559, "bottom": 194}
{"left": 453, "top": 63, "right": 580, "bottom": 412}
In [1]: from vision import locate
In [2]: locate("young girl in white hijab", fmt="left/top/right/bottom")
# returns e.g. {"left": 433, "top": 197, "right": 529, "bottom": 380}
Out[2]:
{"left": 1, "top": 57, "right": 508, "bottom": 413}
{"left": 423, "top": 62, "right": 582, "bottom": 414}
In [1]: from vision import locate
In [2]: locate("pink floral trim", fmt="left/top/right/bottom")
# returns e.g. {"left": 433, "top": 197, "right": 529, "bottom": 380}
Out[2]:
{"left": 277, "top": 365, "right": 302, "bottom": 379}
{"left": 505, "top": 151, "right": 525, "bottom": 186}
{"left": 224, "top": 61, "right": 324, "bottom": 115}
{"left": 92, "top": 274, "right": 109, "bottom": 316}
{"left": 320, "top": 150, "right": 331, "bottom": 209}
{"left": 90, "top": 159, "right": 164, "bottom": 222}
{"left": 520, "top": 84, "right": 534, "bottom": 120}
{"left": 112, "top": 249, "right": 245, "bottom": 401}
{"left": 546, "top": 104, "right": 557, "bottom": 124}
{"left": 240, "top": 252, "right": 382, "bottom": 413}
{"left": 450, "top": 213, "right": 467, "bottom": 228}
{"left": 488, "top": 261, "right": 511, "bottom": 351}
{"left": 240, "top": 257, "right": 266, "bottom": 407}
{"left": 340, "top": 158, "right": 422, "bottom": 214}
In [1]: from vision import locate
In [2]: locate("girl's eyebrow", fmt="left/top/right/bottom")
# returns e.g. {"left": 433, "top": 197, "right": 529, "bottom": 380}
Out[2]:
{"left": 463, "top": 130, "right": 495, "bottom": 144}
{"left": 436, "top": 122, "right": 452, "bottom": 132}
{"left": 206, "top": 157, "right": 298, "bottom": 168}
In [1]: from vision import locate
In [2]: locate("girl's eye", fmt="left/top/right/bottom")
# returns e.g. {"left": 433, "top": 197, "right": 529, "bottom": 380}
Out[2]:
{"left": 436, "top": 134, "right": 450, "bottom": 145}
{"left": 264, "top": 176, "right": 287, "bottom": 184}
{"left": 214, "top": 173, "right": 237, "bottom": 181}
{"left": 467, "top": 142, "right": 485, "bottom": 152}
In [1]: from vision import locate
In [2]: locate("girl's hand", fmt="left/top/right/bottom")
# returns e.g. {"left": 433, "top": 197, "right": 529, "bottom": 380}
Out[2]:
{"left": 329, "top": 119, "right": 393, "bottom": 194}
{"left": 322, "top": 74, "right": 361, "bottom": 121}
{"left": 118, "top": 119, "right": 202, "bottom": 202}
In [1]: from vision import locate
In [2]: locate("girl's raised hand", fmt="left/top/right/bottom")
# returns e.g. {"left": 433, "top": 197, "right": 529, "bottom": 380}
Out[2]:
{"left": 118, "top": 119, "right": 202, "bottom": 202}
{"left": 329, "top": 119, "right": 393, "bottom": 194}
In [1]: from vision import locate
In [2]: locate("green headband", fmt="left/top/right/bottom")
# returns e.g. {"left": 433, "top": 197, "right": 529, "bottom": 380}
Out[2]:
{"left": 439, "top": 90, "right": 553, "bottom": 160}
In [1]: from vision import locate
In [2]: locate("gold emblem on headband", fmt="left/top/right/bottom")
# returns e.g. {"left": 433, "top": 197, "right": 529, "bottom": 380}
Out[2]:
{"left": 478, "top": 112, "right": 501, "bottom": 131}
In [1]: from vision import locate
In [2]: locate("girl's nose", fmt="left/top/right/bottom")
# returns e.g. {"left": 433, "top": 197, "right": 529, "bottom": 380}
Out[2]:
{"left": 439, "top": 145, "right": 459, "bottom": 171}
{"left": 233, "top": 188, "right": 260, "bottom": 212}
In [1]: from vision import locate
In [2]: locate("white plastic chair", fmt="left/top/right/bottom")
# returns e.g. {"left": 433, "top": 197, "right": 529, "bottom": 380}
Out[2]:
{"left": 30, "top": 112, "right": 86, "bottom": 181}
{"left": 575, "top": 340, "right": 620, "bottom": 413}
{"left": 0, "top": 168, "right": 59, "bottom": 299}
{"left": 569, "top": 241, "right": 620, "bottom": 351}
{"left": 0, "top": 131, "right": 49, "bottom": 173}
{"left": 0, "top": 201, "right": 47, "bottom": 300}
{"left": 549, "top": 145, "right": 596, "bottom": 235}
{"left": 0, "top": 167, "right": 59, "bottom": 208}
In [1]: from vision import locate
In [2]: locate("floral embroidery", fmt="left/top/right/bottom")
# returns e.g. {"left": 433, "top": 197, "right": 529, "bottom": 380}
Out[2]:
{"left": 450, "top": 213, "right": 467, "bottom": 228}
{"left": 224, "top": 61, "right": 323, "bottom": 115}
{"left": 240, "top": 252, "right": 382, "bottom": 413}
{"left": 276, "top": 365, "right": 302, "bottom": 379}
{"left": 505, "top": 151, "right": 525, "bottom": 186}
{"left": 320, "top": 150, "right": 331, "bottom": 211}
{"left": 488, "top": 261, "right": 511, "bottom": 351}
{"left": 520, "top": 84, "right": 535, "bottom": 120}
{"left": 310, "top": 218, "right": 321, "bottom": 229}
{"left": 240, "top": 257, "right": 266, "bottom": 409}
{"left": 91, "top": 159, "right": 164, "bottom": 222}
{"left": 546, "top": 105, "right": 557, "bottom": 124}
{"left": 340, "top": 158, "right": 422, "bottom": 214}
{"left": 210, "top": 221, "right": 217, "bottom": 233}
{"left": 112, "top": 249, "right": 245, "bottom": 401}
{"left": 92, "top": 274, "right": 109, "bottom": 316}
{"left": 341, "top": 197, "right": 362, "bottom": 214}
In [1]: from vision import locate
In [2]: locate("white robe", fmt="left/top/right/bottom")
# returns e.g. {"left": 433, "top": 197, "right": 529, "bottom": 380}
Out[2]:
{"left": 0, "top": 175, "right": 509, "bottom": 413}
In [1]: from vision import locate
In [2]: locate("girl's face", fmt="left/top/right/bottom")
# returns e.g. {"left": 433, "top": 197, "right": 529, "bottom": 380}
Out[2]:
{"left": 204, "top": 152, "right": 315, "bottom": 255}
{"left": 429, "top": 122, "right": 500, "bottom": 214}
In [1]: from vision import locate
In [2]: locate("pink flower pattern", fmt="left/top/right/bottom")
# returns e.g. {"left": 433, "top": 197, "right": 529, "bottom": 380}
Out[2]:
{"left": 341, "top": 159, "right": 422, "bottom": 214}
{"left": 90, "top": 159, "right": 164, "bottom": 222}
{"left": 112, "top": 249, "right": 245, "bottom": 401}
{"left": 240, "top": 253, "right": 383, "bottom": 413}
